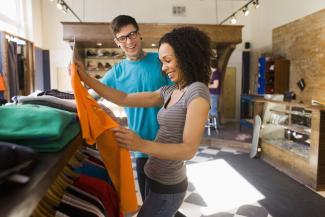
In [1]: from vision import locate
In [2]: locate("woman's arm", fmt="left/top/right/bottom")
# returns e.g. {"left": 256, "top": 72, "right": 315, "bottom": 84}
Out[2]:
{"left": 208, "top": 80, "right": 219, "bottom": 89}
{"left": 113, "top": 96, "right": 210, "bottom": 160}
{"left": 75, "top": 61, "right": 163, "bottom": 108}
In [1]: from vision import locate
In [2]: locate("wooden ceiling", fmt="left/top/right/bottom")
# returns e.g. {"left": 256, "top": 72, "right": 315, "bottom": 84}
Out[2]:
{"left": 62, "top": 22, "right": 243, "bottom": 49}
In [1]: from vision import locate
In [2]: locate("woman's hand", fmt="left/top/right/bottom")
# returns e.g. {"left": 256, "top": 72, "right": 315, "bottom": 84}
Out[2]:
{"left": 111, "top": 127, "right": 144, "bottom": 151}
{"left": 74, "top": 60, "right": 89, "bottom": 81}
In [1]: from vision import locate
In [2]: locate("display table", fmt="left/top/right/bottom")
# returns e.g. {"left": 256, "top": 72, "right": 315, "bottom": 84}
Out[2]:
{"left": 0, "top": 134, "right": 83, "bottom": 217}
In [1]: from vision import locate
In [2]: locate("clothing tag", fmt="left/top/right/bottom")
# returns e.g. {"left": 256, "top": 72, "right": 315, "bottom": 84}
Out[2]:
{"left": 8, "top": 174, "right": 30, "bottom": 184}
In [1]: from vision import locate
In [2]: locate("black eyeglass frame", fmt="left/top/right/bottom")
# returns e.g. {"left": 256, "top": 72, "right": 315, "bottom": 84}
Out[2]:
{"left": 115, "top": 30, "right": 139, "bottom": 43}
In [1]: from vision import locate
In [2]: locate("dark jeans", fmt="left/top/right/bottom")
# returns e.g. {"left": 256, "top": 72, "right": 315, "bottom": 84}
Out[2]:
{"left": 137, "top": 190, "right": 186, "bottom": 217}
{"left": 135, "top": 157, "right": 148, "bottom": 202}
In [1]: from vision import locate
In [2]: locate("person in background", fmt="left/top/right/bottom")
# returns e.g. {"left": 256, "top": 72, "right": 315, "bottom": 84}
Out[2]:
{"left": 93, "top": 15, "right": 172, "bottom": 204}
{"left": 208, "top": 58, "right": 221, "bottom": 128}
{"left": 76, "top": 26, "right": 211, "bottom": 217}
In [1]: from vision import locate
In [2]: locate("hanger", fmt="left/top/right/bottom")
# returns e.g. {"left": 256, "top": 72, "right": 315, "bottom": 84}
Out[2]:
{"left": 31, "top": 206, "right": 48, "bottom": 217}
{"left": 63, "top": 165, "right": 79, "bottom": 178}
{"left": 67, "top": 155, "right": 83, "bottom": 169}
{"left": 38, "top": 200, "right": 55, "bottom": 217}
{"left": 60, "top": 173, "right": 74, "bottom": 185}
{"left": 34, "top": 205, "right": 53, "bottom": 217}
{"left": 47, "top": 187, "right": 63, "bottom": 204}
{"left": 55, "top": 174, "right": 72, "bottom": 190}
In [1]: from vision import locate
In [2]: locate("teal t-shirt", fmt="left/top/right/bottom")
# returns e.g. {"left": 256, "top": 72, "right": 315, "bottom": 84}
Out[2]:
{"left": 101, "top": 52, "right": 171, "bottom": 158}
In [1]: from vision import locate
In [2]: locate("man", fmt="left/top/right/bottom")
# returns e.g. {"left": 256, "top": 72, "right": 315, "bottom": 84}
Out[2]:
{"left": 99, "top": 15, "right": 171, "bottom": 204}
{"left": 208, "top": 58, "right": 221, "bottom": 128}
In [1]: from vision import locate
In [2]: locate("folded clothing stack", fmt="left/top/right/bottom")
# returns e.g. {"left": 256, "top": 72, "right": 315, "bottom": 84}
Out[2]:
{"left": 12, "top": 95, "right": 77, "bottom": 112}
{"left": 0, "top": 141, "right": 37, "bottom": 183}
{"left": 0, "top": 104, "right": 80, "bottom": 152}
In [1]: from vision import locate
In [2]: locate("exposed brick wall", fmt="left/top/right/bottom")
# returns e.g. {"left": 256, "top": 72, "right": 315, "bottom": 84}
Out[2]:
{"left": 273, "top": 9, "right": 325, "bottom": 104}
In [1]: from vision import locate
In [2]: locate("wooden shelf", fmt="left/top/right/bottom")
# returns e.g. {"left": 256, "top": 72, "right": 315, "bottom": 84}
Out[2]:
{"left": 87, "top": 69, "right": 108, "bottom": 72}
{"left": 261, "top": 138, "right": 309, "bottom": 159}
{"left": 0, "top": 134, "right": 83, "bottom": 217}
{"left": 261, "top": 100, "right": 325, "bottom": 191}
{"left": 86, "top": 56, "right": 124, "bottom": 60}
{"left": 265, "top": 123, "right": 311, "bottom": 135}
{"left": 270, "top": 108, "right": 312, "bottom": 118}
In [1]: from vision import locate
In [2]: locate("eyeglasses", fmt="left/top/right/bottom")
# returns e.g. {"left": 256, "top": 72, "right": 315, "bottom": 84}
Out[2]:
{"left": 115, "top": 30, "right": 139, "bottom": 43}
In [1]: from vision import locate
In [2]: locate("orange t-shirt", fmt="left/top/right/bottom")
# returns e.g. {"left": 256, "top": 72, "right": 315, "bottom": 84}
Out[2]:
{"left": 0, "top": 74, "right": 6, "bottom": 91}
{"left": 70, "top": 63, "right": 138, "bottom": 213}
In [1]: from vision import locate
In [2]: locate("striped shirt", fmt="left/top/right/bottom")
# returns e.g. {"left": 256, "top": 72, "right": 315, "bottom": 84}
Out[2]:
{"left": 144, "top": 82, "right": 210, "bottom": 185}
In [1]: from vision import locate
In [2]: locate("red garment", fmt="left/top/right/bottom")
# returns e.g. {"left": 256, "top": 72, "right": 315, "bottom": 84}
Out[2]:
{"left": 74, "top": 174, "right": 120, "bottom": 217}
{"left": 71, "top": 63, "right": 138, "bottom": 213}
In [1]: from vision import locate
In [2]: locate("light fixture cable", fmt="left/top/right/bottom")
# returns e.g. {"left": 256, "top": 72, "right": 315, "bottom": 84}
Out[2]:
{"left": 219, "top": 0, "right": 260, "bottom": 25}
{"left": 53, "top": 0, "right": 82, "bottom": 22}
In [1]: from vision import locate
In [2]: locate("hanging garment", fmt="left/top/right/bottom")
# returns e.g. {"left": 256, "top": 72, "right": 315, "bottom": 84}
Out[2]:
{"left": 8, "top": 42, "right": 19, "bottom": 99}
{"left": 70, "top": 63, "right": 137, "bottom": 214}
{"left": 17, "top": 53, "right": 25, "bottom": 90}
{"left": 74, "top": 174, "right": 120, "bottom": 217}
{"left": 0, "top": 74, "right": 5, "bottom": 91}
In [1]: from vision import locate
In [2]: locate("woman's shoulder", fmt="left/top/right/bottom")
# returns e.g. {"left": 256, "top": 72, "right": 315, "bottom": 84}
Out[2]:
{"left": 187, "top": 82, "right": 209, "bottom": 93}
{"left": 184, "top": 82, "right": 210, "bottom": 104}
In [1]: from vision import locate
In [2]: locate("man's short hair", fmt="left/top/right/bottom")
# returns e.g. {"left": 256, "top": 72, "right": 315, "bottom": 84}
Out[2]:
{"left": 111, "top": 15, "right": 139, "bottom": 35}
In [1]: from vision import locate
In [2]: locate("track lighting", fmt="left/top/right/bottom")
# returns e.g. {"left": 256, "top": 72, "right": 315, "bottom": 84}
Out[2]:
{"left": 231, "top": 16, "right": 237, "bottom": 24}
{"left": 253, "top": 0, "right": 260, "bottom": 9}
{"left": 51, "top": 0, "right": 82, "bottom": 22}
{"left": 243, "top": 6, "right": 249, "bottom": 16}
{"left": 62, "top": 4, "right": 68, "bottom": 14}
{"left": 220, "top": 0, "right": 261, "bottom": 25}
{"left": 56, "top": 0, "right": 63, "bottom": 10}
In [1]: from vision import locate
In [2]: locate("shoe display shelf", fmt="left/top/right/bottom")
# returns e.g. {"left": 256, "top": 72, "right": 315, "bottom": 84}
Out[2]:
{"left": 85, "top": 48, "right": 125, "bottom": 79}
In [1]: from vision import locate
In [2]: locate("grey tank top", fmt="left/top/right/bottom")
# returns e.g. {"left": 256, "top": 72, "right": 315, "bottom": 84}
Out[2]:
{"left": 144, "top": 82, "right": 210, "bottom": 185}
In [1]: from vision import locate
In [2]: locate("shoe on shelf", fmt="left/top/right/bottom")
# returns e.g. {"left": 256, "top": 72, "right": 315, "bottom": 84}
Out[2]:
{"left": 97, "top": 49, "right": 104, "bottom": 57}
{"left": 86, "top": 49, "right": 97, "bottom": 57}
{"left": 102, "top": 50, "right": 110, "bottom": 56}
{"left": 104, "top": 62, "right": 111, "bottom": 69}
{"left": 97, "top": 62, "right": 105, "bottom": 70}
{"left": 87, "top": 61, "right": 97, "bottom": 70}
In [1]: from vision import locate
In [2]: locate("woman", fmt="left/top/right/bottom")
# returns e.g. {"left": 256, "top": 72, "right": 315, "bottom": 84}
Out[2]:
{"left": 76, "top": 26, "right": 212, "bottom": 217}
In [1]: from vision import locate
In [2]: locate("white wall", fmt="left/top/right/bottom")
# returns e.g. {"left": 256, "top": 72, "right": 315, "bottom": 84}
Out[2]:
{"left": 250, "top": 0, "right": 325, "bottom": 52}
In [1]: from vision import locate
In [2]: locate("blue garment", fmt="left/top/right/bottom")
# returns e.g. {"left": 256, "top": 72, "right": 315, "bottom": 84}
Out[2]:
{"left": 74, "top": 163, "right": 112, "bottom": 184}
{"left": 209, "top": 94, "right": 219, "bottom": 117}
{"left": 101, "top": 52, "right": 171, "bottom": 158}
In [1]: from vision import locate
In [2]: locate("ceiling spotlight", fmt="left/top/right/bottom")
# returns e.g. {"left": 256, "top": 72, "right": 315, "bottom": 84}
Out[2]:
{"left": 96, "top": 42, "right": 103, "bottom": 47}
{"left": 56, "top": 0, "right": 63, "bottom": 10}
{"left": 231, "top": 16, "right": 237, "bottom": 24}
{"left": 243, "top": 6, "right": 249, "bottom": 16}
{"left": 62, "top": 5, "right": 68, "bottom": 14}
{"left": 151, "top": 43, "right": 157, "bottom": 47}
{"left": 253, "top": 0, "right": 260, "bottom": 9}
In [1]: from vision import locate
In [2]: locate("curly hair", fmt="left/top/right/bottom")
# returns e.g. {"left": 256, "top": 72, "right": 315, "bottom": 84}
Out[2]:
{"left": 158, "top": 27, "right": 212, "bottom": 88}
{"left": 111, "top": 15, "right": 139, "bottom": 35}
